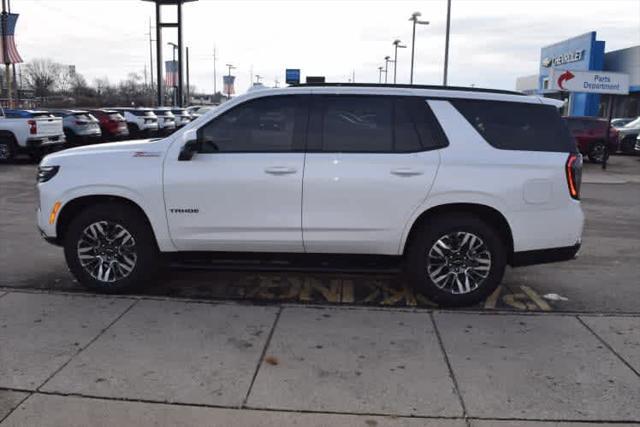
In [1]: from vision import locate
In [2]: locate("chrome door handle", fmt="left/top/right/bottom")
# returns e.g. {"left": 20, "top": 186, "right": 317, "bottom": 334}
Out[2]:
{"left": 391, "top": 168, "right": 424, "bottom": 177}
{"left": 265, "top": 166, "right": 297, "bottom": 175}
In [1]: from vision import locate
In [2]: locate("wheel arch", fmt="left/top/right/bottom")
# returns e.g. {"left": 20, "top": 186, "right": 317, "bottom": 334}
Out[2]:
{"left": 0, "top": 130, "right": 18, "bottom": 144}
{"left": 56, "top": 195, "right": 157, "bottom": 246}
{"left": 402, "top": 203, "right": 515, "bottom": 263}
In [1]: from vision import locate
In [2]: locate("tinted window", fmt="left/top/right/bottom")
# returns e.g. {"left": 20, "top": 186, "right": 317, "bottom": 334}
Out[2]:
{"left": 452, "top": 99, "right": 576, "bottom": 153}
{"left": 398, "top": 97, "right": 448, "bottom": 150}
{"left": 321, "top": 96, "right": 392, "bottom": 152}
{"left": 131, "top": 110, "right": 155, "bottom": 117}
{"left": 199, "top": 96, "right": 301, "bottom": 153}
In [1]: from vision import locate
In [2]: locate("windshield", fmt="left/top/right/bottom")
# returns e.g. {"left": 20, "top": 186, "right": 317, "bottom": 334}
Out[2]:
{"left": 72, "top": 113, "right": 96, "bottom": 122}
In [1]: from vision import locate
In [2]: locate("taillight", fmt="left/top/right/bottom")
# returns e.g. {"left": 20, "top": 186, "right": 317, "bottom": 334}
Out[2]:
{"left": 28, "top": 119, "right": 37, "bottom": 135}
{"left": 566, "top": 153, "right": 582, "bottom": 200}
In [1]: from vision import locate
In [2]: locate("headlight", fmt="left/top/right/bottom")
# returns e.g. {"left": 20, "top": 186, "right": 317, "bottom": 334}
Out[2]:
{"left": 37, "top": 166, "right": 60, "bottom": 183}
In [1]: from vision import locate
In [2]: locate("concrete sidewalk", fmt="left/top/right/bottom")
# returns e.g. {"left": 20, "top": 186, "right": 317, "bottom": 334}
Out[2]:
{"left": 1, "top": 290, "right": 639, "bottom": 426}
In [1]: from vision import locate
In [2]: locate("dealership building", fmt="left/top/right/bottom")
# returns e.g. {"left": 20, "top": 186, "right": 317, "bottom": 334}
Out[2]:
{"left": 516, "top": 32, "right": 640, "bottom": 118}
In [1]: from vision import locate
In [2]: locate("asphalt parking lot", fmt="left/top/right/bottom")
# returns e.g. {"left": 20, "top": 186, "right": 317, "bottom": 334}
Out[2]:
{"left": 1, "top": 155, "right": 640, "bottom": 426}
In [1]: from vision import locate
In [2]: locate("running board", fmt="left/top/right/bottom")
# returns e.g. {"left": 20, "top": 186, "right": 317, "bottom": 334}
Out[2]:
{"left": 167, "top": 252, "right": 404, "bottom": 274}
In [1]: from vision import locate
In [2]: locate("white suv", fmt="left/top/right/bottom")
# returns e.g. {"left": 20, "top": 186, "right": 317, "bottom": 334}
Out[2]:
{"left": 36, "top": 84, "right": 584, "bottom": 306}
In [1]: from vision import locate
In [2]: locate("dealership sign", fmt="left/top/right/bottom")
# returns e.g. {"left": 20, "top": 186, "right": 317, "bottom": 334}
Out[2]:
{"left": 542, "top": 49, "right": 585, "bottom": 67}
{"left": 548, "top": 69, "right": 629, "bottom": 95}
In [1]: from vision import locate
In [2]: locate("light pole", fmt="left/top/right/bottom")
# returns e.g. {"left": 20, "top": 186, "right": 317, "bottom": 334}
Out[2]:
{"left": 392, "top": 39, "right": 406, "bottom": 84}
{"left": 168, "top": 42, "right": 178, "bottom": 105}
{"left": 443, "top": 0, "right": 452, "bottom": 86}
{"left": 378, "top": 66, "right": 384, "bottom": 84}
{"left": 409, "top": 12, "right": 429, "bottom": 84}
{"left": 384, "top": 56, "right": 393, "bottom": 84}
{"left": 225, "top": 64, "right": 235, "bottom": 99}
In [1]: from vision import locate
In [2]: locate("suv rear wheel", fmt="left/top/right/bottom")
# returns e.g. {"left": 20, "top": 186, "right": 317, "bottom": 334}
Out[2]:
{"left": 406, "top": 213, "right": 506, "bottom": 307}
{"left": 63, "top": 202, "right": 159, "bottom": 293}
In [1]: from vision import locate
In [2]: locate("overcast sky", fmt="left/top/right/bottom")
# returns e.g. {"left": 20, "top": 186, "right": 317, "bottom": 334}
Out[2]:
{"left": 13, "top": 0, "right": 640, "bottom": 94}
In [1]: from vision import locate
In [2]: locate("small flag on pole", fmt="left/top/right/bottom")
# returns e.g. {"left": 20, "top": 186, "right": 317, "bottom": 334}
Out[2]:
{"left": 165, "top": 60, "right": 178, "bottom": 87}
{"left": 223, "top": 75, "right": 235, "bottom": 95}
{"left": 0, "top": 13, "right": 23, "bottom": 64}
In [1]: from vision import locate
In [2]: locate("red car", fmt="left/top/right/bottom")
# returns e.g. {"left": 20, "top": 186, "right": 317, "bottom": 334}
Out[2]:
{"left": 88, "top": 109, "right": 130, "bottom": 142}
{"left": 563, "top": 116, "right": 619, "bottom": 163}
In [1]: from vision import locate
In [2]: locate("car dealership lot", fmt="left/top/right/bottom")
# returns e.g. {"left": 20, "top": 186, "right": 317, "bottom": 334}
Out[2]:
{"left": 1, "top": 155, "right": 640, "bottom": 425}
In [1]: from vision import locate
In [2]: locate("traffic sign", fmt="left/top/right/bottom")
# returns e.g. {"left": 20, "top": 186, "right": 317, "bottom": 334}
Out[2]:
{"left": 548, "top": 69, "right": 629, "bottom": 95}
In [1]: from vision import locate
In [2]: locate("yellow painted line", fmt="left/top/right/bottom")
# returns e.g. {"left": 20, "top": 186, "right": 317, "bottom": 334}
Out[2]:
{"left": 341, "top": 279, "right": 354, "bottom": 303}
{"left": 484, "top": 285, "right": 503, "bottom": 309}
{"left": 502, "top": 293, "right": 528, "bottom": 310}
{"left": 299, "top": 278, "right": 341, "bottom": 302}
{"left": 520, "top": 285, "right": 552, "bottom": 311}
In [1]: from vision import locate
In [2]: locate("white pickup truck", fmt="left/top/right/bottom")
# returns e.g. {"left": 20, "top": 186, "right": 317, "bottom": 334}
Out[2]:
{"left": 0, "top": 108, "right": 66, "bottom": 162}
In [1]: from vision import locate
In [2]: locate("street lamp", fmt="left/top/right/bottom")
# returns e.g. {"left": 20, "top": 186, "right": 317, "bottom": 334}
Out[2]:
{"left": 444, "top": 0, "right": 452, "bottom": 86}
{"left": 378, "top": 66, "right": 384, "bottom": 84}
{"left": 392, "top": 39, "right": 407, "bottom": 84}
{"left": 167, "top": 42, "right": 179, "bottom": 105}
{"left": 384, "top": 56, "right": 393, "bottom": 84}
{"left": 408, "top": 12, "right": 429, "bottom": 84}
{"left": 225, "top": 63, "right": 236, "bottom": 99}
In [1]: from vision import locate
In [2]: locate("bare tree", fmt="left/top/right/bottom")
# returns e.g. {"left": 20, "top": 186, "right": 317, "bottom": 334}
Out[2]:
{"left": 23, "top": 59, "right": 63, "bottom": 98}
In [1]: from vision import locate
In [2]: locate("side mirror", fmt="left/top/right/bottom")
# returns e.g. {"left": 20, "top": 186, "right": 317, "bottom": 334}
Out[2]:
{"left": 178, "top": 129, "right": 200, "bottom": 161}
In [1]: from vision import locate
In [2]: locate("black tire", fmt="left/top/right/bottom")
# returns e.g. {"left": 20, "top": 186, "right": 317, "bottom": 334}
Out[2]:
{"left": 0, "top": 137, "right": 16, "bottom": 163}
{"left": 588, "top": 141, "right": 606, "bottom": 164}
{"left": 63, "top": 202, "right": 160, "bottom": 293}
{"left": 406, "top": 213, "right": 507, "bottom": 307}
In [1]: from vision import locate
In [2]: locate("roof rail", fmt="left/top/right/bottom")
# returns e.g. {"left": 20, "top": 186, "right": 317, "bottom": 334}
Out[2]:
{"left": 289, "top": 82, "right": 525, "bottom": 96}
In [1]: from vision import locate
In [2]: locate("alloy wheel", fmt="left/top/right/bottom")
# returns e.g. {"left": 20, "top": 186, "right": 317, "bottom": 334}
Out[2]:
{"left": 77, "top": 220, "right": 138, "bottom": 283}
{"left": 426, "top": 231, "right": 491, "bottom": 295}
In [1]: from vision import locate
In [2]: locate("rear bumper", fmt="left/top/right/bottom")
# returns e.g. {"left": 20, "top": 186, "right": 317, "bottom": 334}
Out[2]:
{"left": 26, "top": 136, "right": 66, "bottom": 148}
{"left": 511, "top": 243, "right": 581, "bottom": 267}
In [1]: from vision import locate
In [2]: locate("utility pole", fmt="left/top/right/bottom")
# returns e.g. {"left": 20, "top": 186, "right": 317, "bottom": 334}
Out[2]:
{"left": 443, "top": 0, "right": 452, "bottom": 86}
{"left": 8, "top": 0, "right": 16, "bottom": 103}
{"left": 1, "top": 0, "right": 11, "bottom": 106}
{"left": 147, "top": 17, "right": 155, "bottom": 102}
{"left": 213, "top": 45, "right": 217, "bottom": 96}
{"left": 186, "top": 46, "right": 190, "bottom": 105}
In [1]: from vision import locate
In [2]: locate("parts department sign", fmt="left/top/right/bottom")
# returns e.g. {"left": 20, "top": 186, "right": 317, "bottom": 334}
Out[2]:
{"left": 549, "top": 69, "right": 629, "bottom": 95}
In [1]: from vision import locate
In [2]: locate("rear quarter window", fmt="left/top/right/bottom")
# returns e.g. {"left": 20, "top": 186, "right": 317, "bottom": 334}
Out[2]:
{"left": 452, "top": 99, "right": 576, "bottom": 153}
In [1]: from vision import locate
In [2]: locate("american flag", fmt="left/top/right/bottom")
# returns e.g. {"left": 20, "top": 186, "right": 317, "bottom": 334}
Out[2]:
{"left": 223, "top": 75, "right": 235, "bottom": 95}
{"left": 0, "top": 13, "right": 23, "bottom": 64}
{"left": 165, "top": 60, "right": 178, "bottom": 87}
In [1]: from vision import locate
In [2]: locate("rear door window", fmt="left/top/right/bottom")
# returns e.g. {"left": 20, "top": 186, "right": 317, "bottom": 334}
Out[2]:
{"left": 452, "top": 99, "right": 576, "bottom": 153}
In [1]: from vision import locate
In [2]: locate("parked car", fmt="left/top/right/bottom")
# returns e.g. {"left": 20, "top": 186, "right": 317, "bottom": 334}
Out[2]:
{"left": 88, "top": 109, "right": 129, "bottom": 141}
{"left": 170, "top": 108, "right": 192, "bottom": 128}
{"left": 635, "top": 134, "right": 640, "bottom": 154}
{"left": 611, "top": 117, "right": 635, "bottom": 129}
{"left": 111, "top": 108, "right": 159, "bottom": 138}
{"left": 153, "top": 109, "right": 177, "bottom": 135}
{"left": 0, "top": 108, "right": 65, "bottom": 162}
{"left": 563, "top": 116, "right": 619, "bottom": 163}
{"left": 187, "top": 105, "right": 214, "bottom": 118}
{"left": 617, "top": 116, "right": 640, "bottom": 154}
{"left": 36, "top": 84, "right": 584, "bottom": 307}
{"left": 49, "top": 109, "right": 102, "bottom": 145}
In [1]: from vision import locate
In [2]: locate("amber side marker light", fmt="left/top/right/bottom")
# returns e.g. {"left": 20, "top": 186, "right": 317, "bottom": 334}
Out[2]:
{"left": 49, "top": 202, "right": 62, "bottom": 225}
{"left": 565, "top": 153, "right": 582, "bottom": 200}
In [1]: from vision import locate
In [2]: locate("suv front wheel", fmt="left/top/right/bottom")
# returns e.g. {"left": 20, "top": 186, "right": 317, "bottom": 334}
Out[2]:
{"left": 406, "top": 213, "right": 506, "bottom": 307}
{"left": 63, "top": 202, "right": 159, "bottom": 293}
